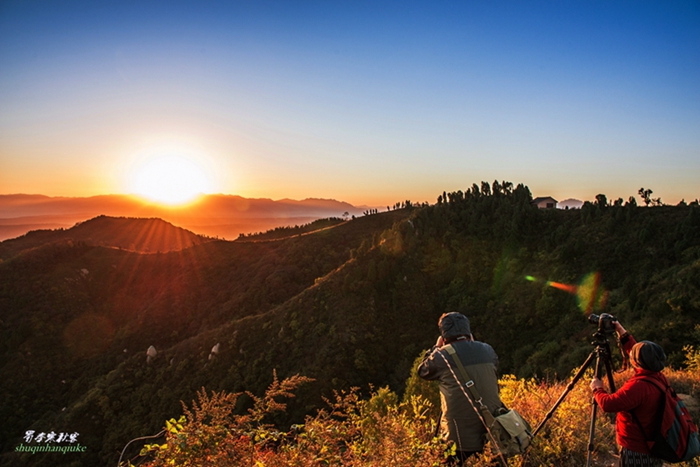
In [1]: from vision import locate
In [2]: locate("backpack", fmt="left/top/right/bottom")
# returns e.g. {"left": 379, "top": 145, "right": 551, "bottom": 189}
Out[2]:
{"left": 631, "top": 376, "right": 700, "bottom": 463}
{"left": 489, "top": 407, "right": 533, "bottom": 457}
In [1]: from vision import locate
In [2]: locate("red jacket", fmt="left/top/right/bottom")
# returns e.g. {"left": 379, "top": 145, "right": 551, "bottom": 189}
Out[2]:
{"left": 593, "top": 335, "right": 666, "bottom": 454}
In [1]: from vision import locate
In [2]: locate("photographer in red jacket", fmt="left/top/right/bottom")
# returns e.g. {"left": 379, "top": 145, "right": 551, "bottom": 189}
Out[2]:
{"left": 590, "top": 320, "right": 667, "bottom": 467}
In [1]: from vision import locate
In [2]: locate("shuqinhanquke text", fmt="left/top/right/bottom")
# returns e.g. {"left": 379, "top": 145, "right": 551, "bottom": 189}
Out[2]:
{"left": 15, "top": 444, "right": 87, "bottom": 454}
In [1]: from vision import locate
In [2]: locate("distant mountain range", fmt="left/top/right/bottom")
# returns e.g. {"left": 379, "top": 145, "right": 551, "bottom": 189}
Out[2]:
{"left": 0, "top": 194, "right": 368, "bottom": 241}
{"left": 558, "top": 198, "right": 583, "bottom": 209}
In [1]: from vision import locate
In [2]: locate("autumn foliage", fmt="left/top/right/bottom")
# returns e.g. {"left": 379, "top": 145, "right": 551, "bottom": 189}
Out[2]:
{"left": 134, "top": 354, "right": 700, "bottom": 467}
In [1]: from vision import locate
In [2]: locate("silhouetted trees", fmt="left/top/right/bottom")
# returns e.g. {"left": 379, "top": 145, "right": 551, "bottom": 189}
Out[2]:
{"left": 639, "top": 187, "right": 663, "bottom": 206}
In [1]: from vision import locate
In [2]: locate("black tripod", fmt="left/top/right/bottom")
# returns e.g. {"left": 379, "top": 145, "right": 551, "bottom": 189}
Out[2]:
{"left": 531, "top": 328, "right": 618, "bottom": 467}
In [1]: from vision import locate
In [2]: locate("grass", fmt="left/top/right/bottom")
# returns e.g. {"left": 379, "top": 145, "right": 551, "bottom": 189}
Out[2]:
{"left": 132, "top": 360, "right": 700, "bottom": 467}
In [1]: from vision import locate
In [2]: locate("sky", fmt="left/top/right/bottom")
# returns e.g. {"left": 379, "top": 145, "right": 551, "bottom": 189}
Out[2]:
{"left": 1, "top": 0, "right": 699, "bottom": 207}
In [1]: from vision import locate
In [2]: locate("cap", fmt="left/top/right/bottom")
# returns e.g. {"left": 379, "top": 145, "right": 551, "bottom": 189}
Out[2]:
{"left": 630, "top": 341, "right": 666, "bottom": 372}
{"left": 438, "top": 312, "right": 471, "bottom": 340}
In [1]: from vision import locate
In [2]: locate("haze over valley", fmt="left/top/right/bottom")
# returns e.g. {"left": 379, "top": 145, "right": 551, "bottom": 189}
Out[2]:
{"left": 0, "top": 194, "right": 368, "bottom": 242}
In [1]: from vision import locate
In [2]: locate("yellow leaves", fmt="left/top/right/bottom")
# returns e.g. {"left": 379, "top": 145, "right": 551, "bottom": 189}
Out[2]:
{"left": 683, "top": 345, "right": 700, "bottom": 372}
{"left": 497, "top": 370, "right": 618, "bottom": 466}
{"left": 165, "top": 417, "right": 184, "bottom": 434}
{"left": 137, "top": 367, "right": 700, "bottom": 467}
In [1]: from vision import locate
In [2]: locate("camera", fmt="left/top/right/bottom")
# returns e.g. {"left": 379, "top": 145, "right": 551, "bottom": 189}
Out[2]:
{"left": 588, "top": 313, "right": 617, "bottom": 334}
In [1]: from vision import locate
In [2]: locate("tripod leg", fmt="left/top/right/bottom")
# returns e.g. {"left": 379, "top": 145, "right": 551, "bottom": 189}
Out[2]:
{"left": 586, "top": 348, "right": 615, "bottom": 466}
{"left": 532, "top": 351, "right": 596, "bottom": 438}
{"left": 603, "top": 347, "right": 617, "bottom": 393}
{"left": 601, "top": 342, "right": 618, "bottom": 430}
{"left": 586, "top": 398, "right": 600, "bottom": 467}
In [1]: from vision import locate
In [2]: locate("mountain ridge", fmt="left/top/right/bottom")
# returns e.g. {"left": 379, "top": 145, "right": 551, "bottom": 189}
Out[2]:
{"left": 2, "top": 184, "right": 699, "bottom": 466}
{"left": 0, "top": 194, "right": 368, "bottom": 241}
{"left": 0, "top": 215, "right": 213, "bottom": 259}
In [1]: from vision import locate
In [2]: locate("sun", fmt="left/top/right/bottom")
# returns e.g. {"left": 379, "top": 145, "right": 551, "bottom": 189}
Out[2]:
{"left": 129, "top": 155, "right": 214, "bottom": 205}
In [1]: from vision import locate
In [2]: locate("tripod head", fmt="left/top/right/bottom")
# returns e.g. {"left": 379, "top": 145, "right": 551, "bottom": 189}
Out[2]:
{"left": 588, "top": 313, "right": 618, "bottom": 372}
{"left": 588, "top": 312, "right": 617, "bottom": 336}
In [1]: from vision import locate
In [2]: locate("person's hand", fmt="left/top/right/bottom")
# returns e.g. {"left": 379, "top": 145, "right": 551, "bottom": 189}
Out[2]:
{"left": 436, "top": 336, "right": 445, "bottom": 347}
{"left": 590, "top": 377, "right": 604, "bottom": 391}
{"left": 614, "top": 321, "right": 627, "bottom": 336}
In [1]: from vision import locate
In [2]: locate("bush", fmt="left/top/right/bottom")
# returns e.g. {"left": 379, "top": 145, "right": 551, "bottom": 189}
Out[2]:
{"left": 133, "top": 356, "right": 700, "bottom": 466}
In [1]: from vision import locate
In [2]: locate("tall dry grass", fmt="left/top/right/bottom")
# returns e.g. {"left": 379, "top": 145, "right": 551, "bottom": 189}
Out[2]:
{"left": 134, "top": 356, "right": 700, "bottom": 467}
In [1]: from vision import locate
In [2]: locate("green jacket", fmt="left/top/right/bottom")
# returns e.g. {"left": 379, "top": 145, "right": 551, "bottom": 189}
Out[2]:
{"left": 418, "top": 339, "right": 503, "bottom": 452}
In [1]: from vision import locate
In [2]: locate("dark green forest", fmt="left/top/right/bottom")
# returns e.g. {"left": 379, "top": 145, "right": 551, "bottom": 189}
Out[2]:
{"left": 1, "top": 182, "right": 699, "bottom": 466}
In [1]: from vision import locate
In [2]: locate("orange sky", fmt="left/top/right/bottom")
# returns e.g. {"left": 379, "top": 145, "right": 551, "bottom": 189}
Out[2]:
{"left": 1, "top": 1, "right": 698, "bottom": 207}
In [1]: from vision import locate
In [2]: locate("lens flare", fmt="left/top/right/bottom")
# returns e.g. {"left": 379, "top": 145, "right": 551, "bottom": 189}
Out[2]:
{"left": 577, "top": 272, "right": 608, "bottom": 314}
{"left": 525, "top": 272, "right": 608, "bottom": 314}
{"left": 547, "top": 280, "right": 578, "bottom": 294}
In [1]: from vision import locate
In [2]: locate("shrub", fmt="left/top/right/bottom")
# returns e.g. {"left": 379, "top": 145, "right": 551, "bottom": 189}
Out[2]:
{"left": 134, "top": 364, "right": 700, "bottom": 467}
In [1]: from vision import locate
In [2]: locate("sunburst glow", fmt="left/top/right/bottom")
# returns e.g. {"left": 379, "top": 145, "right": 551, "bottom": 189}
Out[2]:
{"left": 129, "top": 155, "right": 213, "bottom": 205}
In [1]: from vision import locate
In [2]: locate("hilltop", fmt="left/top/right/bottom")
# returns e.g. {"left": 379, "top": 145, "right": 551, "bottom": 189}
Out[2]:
{"left": 1, "top": 183, "right": 699, "bottom": 466}
{"left": 0, "top": 215, "right": 213, "bottom": 260}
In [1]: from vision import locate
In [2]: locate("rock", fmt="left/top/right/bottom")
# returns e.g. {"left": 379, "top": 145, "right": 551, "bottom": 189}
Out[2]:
{"left": 146, "top": 345, "right": 157, "bottom": 363}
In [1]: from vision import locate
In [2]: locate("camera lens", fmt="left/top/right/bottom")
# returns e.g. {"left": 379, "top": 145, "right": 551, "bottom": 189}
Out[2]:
{"left": 588, "top": 314, "right": 600, "bottom": 325}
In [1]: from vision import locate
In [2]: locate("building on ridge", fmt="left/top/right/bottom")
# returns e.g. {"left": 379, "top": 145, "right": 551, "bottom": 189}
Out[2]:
{"left": 532, "top": 196, "right": 558, "bottom": 209}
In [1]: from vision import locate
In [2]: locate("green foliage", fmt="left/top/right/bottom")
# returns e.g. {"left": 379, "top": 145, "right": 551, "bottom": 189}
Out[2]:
{"left": 2, "top": 182, "right": 700, "bottom": 466}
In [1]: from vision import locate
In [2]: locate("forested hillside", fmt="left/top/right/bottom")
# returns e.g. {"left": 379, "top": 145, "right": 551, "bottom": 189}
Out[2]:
{"left": 1, "top": 182, "right": 699, "bottom": 466}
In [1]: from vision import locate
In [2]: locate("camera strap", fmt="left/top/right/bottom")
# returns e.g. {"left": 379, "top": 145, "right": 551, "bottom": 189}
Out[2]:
{"left": 442, "top": 344, "right": 497, "bottom": 427}
{"left": 439, "top": 345, "right": 508, "bottom": 466}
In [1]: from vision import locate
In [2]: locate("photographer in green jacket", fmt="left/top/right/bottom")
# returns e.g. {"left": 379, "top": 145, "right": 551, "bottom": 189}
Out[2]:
{"left": 419, "top": 312, "right": 504, "bottom": 465}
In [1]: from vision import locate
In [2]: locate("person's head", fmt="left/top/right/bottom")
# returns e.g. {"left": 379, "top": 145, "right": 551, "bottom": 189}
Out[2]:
{"left": 630, "top": 341, "right": 666, "bottom": 372}
{"left": 438, "top": 312, "right": 472, "bottom": 343}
